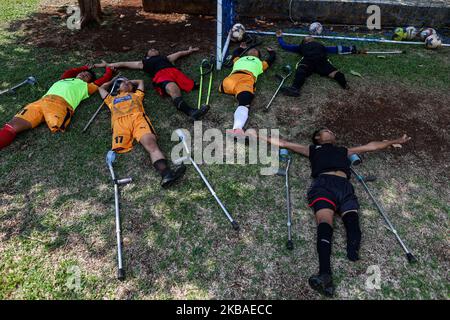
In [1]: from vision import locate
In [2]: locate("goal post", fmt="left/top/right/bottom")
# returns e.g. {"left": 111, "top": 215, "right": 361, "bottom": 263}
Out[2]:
{"left": 216, "top": 0, "right": 235, "bottom": 70}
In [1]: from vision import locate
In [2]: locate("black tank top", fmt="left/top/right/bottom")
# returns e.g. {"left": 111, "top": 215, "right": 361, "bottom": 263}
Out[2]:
{"left": 142, "top": 56, "right": 174, "bottom": 78}
{"left": 309, "top": 144, "right": 351, "bottom": 179}
{"left": 300, "top": 41, "right": 328, "bottom": 61}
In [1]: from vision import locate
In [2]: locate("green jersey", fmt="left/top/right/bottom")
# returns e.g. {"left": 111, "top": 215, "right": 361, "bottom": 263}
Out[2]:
{"left": 44, "top": 78, "right": 90, "bottom": 110}
{"left": 232, "top": 56, "right": 264, "bottom": 80}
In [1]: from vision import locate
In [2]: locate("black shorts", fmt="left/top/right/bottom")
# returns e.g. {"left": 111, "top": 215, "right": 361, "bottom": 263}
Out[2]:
{"left": 298, "top": 58, "right": 337, "bottom": 77}
{"left": 307, "top": 174, "right": 359, "bottom": 214}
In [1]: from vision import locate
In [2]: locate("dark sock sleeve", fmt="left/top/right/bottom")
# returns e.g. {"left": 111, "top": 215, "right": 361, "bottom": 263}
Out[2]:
{"left": 0, "top": 124, "right": 17, "bottom": 150}
{"left": 153, "top": 159, "right": 170, "bottom": 177}
{"left": 236, "top": 91, "right": 254, "bottom": 106}
{"left": 342, "top": 211, "right": 361, "bottom": 261}
{"left": 334, "top": 71, "right": 347, "bottom": 89}
{"left": 317, "top": 222, "right": 333, "bottom": 275}
{"left": 173, "top": 97, "right": 194, "bottom": 116}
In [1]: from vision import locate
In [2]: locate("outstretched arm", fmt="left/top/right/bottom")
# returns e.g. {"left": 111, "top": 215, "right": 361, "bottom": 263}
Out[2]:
{"left": 245, "top": 129, "right": 310, "bottom": 157}
{"left": 95, "top": 60, "right": 143, "bottom": 70}
{"left": 348, "top": 134, "right": 411, "bottom": 155}
{"left": 167, "top": 46, "right": 199, "bottom": 63}
{"left": 93, "top": 67, "right": 115, "bottom": 87}
{"left": 276, "top": 30, "right": 302, "bottom": 54}
{"left": 61, "top": 64, "right": 91, "bottom": 79}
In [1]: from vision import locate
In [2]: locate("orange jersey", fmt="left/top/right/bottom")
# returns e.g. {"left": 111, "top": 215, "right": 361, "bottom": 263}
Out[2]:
{"left": 104, "top": 90, "right": 146, "bottom": 124}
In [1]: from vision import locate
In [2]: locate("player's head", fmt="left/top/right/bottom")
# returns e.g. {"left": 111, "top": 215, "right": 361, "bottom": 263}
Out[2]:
{"left": 302, "top": 36, "right": 315, "bottom": 44}
{"left": 312, "top": 128, "right": 336, "bottom": 145}
{"left": 77, "top": 70, "right": 96, "bottom": 83}
{"left": 146, "top": 48, "right": 160, "bottom": 57}
{"left": 247, "top": 48, "right": 261, "bottom": 58}
{"left": 119, "top": 80, "right": 135, "bottom": 93}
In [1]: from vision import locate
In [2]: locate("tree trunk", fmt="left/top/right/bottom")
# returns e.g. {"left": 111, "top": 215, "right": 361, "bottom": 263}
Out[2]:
{"left": 78, "top": 0, "right": 102, "bottom": 28}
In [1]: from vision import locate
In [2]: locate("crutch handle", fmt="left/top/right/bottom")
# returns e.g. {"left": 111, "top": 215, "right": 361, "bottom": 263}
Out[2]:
{"left": 116, "top": 177, "right": 132, "bottom": 185}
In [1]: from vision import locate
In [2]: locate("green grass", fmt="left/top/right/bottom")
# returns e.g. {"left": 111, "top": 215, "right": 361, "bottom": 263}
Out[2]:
{"left": 0, "top": 0, "right": 40, "bottom": 23}
{"left": 0, "top": 1, "right": 449, "bottom": 300}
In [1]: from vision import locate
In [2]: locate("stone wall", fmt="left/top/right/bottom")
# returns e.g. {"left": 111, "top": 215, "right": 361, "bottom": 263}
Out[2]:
{"left": 142, "top": 0, "right": 450, "bottom": 27}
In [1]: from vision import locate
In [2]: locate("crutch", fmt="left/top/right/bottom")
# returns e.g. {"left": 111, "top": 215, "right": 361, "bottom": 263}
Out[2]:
{"left": 348, "top": 153, "right": 416, "bottom": 263}
{"left": 106, "top": 150, "right": 133, "bottom": 280}
{"left": 0, "top": 76, "right": 37, "bottom": 95}
{"left": 197, "top": 57, "right": 214, "bottom": 109}
{"left": 265, "top": 65, "right": 292, "bottom": 110}
{"left": 340, "top": 50, "right": 405, "bottom": 55}
{"left": 174, "top": 129, "right": 239, "bottom": 231}
{"left": 276, "top": 149, "right": 294, "bottom": 250}
{"left": 82, "top": 75, "right": 124, "bottom": 133}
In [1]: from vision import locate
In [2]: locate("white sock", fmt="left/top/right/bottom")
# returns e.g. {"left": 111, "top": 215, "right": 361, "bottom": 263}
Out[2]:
{"left": 232, "top": 105, "right": 249, "bottom": 130}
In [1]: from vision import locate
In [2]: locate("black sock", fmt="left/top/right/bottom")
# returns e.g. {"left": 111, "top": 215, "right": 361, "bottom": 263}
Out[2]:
{"left": 153, "top": 159, "right": 170, "bottom": 177}
{"left": 342, "top": 211, "right": 361, "bottom": 261}
{"left": 334, "top": 71, "right": 347, "bottom": 89}
{"left": 173, "top": 97, "right": 195, "bottom": 116}
{"left": 317, "top": 222, "right": 333, "bottom": 275}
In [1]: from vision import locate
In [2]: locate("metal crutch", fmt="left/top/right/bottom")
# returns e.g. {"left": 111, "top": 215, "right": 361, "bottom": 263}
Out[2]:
{"left": 82, "top": 75, "right": 124, "bottom": 133}
{"left": 277, "top": 148, "right": 294, "bottom": 250}
{"left": 174, "top": 129, "right": 239, "bottom": 231}
{"left": 106, "top": 150, "right": 133, "bottom": 280}
{"left": 348, "top": 153, "right": 416, "bottom": 263}
{"left": 265, "top": 65, "right": 293, "bottom": 110}
{"left": 197, "top": 57, "right": 214, "bottom": 109}
{"left": 0, "top": 76, "right": 37, "bottom": 95}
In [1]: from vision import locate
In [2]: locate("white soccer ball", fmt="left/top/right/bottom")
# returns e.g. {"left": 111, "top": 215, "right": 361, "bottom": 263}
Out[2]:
{"left": 420, "top": 28, "right": 436, "bottom": 41}
{"left": 309, "top": 22, "right": 323, "bottom": 35}
{"left": 425, "top": 34, "right": 442, "bottom": 49}
{"left": 405, "top": 26, "right": 418, "bottom": 40}
{"left": 231, "top": 23, "right": 245, "bottom": 42}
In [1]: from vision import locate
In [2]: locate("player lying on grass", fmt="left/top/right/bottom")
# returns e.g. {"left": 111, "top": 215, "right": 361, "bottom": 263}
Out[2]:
{"left": 96, "top": 47, "right": 209, "bottom": 121}
{"left": 220, "top": 42, "right": 276, "bottom": 135}
{"left": 246, "top": 127, "right": 411, "bottom": 297}
{"left": 98, "top": 78, "right": 186, "bottom": 188}
{"left": 0, "top": 64, "right": 114, "bottom": 150}
{"left": 276, "top": 30, "right": 360, "bottom": 97}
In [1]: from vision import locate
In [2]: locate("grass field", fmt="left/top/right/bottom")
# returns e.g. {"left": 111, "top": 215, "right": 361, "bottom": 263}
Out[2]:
{"left": 0, "top": 0, "right": 449, "bottom": 299}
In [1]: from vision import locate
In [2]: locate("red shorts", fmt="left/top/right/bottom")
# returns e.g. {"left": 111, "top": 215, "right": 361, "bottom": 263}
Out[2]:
{"left": 152, "top": 67, "right": 194, "bottom": 96}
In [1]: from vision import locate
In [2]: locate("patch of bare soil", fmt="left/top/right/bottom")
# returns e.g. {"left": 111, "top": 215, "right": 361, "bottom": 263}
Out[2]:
{"left": 8, "top": 1, "right": 216, "bottom": 54}
{"left": 320, "top": 84, "right": 450, "bottom": 166}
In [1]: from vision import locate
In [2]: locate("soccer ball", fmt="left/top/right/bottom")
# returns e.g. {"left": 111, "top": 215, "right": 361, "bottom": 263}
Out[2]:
{"left": 392, "top": 27, "right": 406, "bottom": 41}
{"left": 405, "top": 26, "right": 418, "bottom": 40}
{"left": 419, "top": 28, "right": 436, "bottom": 41}
{"left": 309, "top": 22, "right": 323, "bottom": 35}
{"left": 231, "top": 23, "right": 245, "bottom": 42}
{"left": 425, "top": 34, "right": 442, "bottom": 49}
